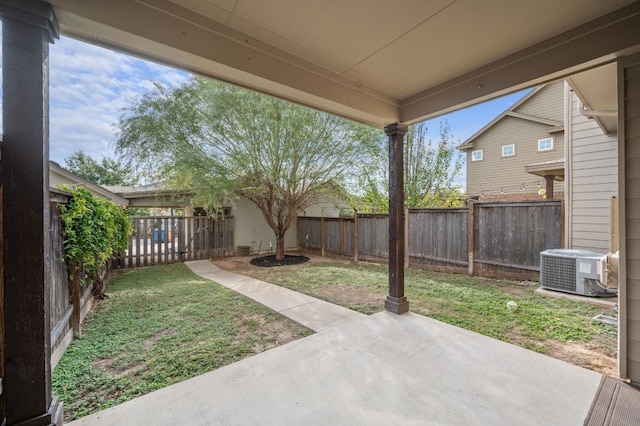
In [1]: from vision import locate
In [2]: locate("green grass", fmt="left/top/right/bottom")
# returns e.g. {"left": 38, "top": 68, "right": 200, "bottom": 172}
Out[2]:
{"left": 52, "top": 263, "right": 312, "bottom": 422}
{"left": 237, "top": 260, "right": 617, "bottom": 357}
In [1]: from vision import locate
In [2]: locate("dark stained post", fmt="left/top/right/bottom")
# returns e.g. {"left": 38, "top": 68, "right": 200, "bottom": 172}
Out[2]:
{"left": 545, "top": 175, "right": 555, "bottom": 200}
{"left": 0, "top": 1, "right": 62, "bottom": 425}
{"left": 385, "top": 123, "right": 409, "bottom": 314}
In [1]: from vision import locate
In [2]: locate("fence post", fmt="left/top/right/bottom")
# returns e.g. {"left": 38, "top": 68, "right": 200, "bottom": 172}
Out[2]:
{"left": 297, "top": 216, "right": 301, "bottom": 253}
{"left": 354, "top": 212, "right": 359, "bottom": 262}
{"left": 468, "top": 201, "right": 475, "bottom": 276}
{"left": 70, "top": 268, "right": 81, "bottom": 334}
{"left": 560, "top": 200, "right": 565, "bottom": 249}
{"left": 321, "top": 216, "right": 326, "bottom": 257}
{"left": 341, "top": 218, "right": 345, "bottom": 255}
{"left": 404, "top": 208, "right": 410, "bottom": 268}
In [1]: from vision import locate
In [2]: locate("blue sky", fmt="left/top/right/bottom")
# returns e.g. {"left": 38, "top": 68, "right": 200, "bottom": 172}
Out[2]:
{"left": 0, "top": 28, "right": 528, "bottom": 180}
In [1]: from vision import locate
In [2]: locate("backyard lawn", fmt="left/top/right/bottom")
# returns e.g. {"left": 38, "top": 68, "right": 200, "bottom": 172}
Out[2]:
{"left": 215, "top": 255, "right": 618, "bottom": 377}
{"left": 55, "top": 256, "right": 618, "bottom": 421}
{"left": 52, "top": 263, "right": 312, "bottom": 422}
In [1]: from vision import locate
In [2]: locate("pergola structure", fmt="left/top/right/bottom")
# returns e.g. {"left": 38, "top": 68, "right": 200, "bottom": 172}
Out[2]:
{"left": 1, "top": 1, "right": 640, "bottom": 424}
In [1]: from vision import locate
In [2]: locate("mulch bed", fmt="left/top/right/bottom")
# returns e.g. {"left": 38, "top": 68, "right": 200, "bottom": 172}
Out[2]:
{"left": 250, "top": 255, "right": 310, "bottom": 267}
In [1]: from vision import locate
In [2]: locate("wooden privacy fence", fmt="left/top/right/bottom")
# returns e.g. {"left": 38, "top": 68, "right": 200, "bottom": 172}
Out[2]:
{"left": 116, "top": 215, "right": 234, "bottom": 268}
{"left": 298, "top": 200, "right": 562, "bottom": 280}
{"left": 49, "top": 196, "right": 95, "bottom": 369}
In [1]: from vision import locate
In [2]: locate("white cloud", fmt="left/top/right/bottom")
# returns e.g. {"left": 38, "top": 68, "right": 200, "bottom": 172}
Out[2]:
{"left": 0, "top": 26, "right": 189, "bottom": 164}
{"left": 48, "top": 36, "right": 189, "bottom": 163}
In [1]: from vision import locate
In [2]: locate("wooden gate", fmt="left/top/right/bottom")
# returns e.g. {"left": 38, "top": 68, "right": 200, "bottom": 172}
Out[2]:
{"left": 116, "top": 215, "right": 233, "bottom": 268}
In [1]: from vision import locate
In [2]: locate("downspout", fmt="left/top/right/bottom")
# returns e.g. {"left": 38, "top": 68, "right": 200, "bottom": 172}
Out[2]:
{"left": 577, "top": 98, "right": 617, "bottom": 118}
{"left": 564, "top": 82, "right": 572, "bottom": 249}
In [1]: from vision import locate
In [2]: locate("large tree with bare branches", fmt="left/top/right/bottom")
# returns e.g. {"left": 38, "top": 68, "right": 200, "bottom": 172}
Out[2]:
{"left": 116, "top": 76, "right": 379, "bottom": 260}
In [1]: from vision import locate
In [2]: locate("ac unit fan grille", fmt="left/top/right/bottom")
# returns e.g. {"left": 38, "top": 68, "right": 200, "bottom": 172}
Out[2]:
{"left": 541, "top": 254, "right": 576, "bottom": 292}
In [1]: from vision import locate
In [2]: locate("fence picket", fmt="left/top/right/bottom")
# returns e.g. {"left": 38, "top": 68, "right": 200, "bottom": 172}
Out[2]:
{"left": 117, "top": 215, "right": 233, "bottom": 268}
{"left": 298, "top": 200, "right": 561, "bottom": 280}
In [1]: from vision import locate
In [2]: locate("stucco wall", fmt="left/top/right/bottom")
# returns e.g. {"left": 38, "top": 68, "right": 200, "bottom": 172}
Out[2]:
{"left": 232, "top": 196, "right": 340, "bottom": 254}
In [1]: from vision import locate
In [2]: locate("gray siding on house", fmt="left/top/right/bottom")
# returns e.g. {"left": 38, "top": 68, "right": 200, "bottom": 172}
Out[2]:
{"left": 466, "top": 116, "right": 563, "bottom": 197}
{"left": 624, "top": 53, "right": 640, "bottom": 382}
{"left": 465, "top": 81, "right": 565, "bottom": 198}
{"left": 568, "top": 90, "right": 618, "bottom": 253}
{"left": 515, "top": 80, "right": 564, "bottom": 122}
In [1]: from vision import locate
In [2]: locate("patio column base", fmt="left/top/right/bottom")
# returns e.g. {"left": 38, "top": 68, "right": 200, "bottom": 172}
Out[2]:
{"left": 18, "top": 397, "right": 63, "bottom": 426}
{"left": 385, "top": 295, "right": 409, "bottom": 314}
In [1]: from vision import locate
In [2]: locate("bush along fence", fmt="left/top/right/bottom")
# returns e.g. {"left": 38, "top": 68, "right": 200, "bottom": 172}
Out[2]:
{"left": 298, "top": 200, "right": 563, "bottom": 281}
{"left": 50, "top": 186, "right": 132, "bottom": 368}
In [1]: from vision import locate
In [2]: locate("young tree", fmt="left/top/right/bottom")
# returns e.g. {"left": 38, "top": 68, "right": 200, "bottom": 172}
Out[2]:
{"left": 116, "top": 77, "right": 380, "bottom": 260}
{"left": 356, "top": 120, "right": 464, "bottom": 213}
{"left": 64, "top": 150, "right": 137, "bottom": 186}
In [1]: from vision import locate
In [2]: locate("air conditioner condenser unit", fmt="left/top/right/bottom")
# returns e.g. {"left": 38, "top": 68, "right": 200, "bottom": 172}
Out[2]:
{"left": 539, "top": 249, "right": 617, "bottom": 296}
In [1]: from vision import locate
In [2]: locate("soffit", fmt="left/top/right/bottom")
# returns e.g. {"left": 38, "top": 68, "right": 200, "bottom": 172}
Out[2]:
{"left": 566, "top": 63, "right": 618, "bottom": 134}
{"left": 50, "top": 0, "right": 639, "bottom": 128}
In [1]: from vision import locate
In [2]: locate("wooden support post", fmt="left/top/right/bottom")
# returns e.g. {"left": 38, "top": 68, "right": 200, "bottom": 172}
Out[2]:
{"left": 545, "top": 175, "right": 555, "bottom": 200}
{"left": 468, "top": 200, "right": 475, "bottom": 276}
{"left": 0, "top": 1, "right": 63, "bottom": 424}
{"left": 354, "top": 212, "right": 359, "bottom": 263}
{"left": 385, "top": 123, "right": 409, "bottom": 314}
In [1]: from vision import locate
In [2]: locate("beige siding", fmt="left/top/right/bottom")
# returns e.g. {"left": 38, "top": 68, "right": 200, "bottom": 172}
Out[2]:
{"left": 466, "top": 116, "right": 563, "bottom": 197}
{"left": 567, "top": 89, "right": 618, "bottom": 253}
{"left": 514, "top": 80, "right": 564, "bottom": 122}
{"left": 624, "top": 53, "right": 640, "bottom": 382}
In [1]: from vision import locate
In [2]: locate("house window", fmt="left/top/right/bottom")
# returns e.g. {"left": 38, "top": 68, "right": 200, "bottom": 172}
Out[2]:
{"left": 538, "top": 137, "right": 553, "bottom": 151}
{"left": 471, "top": 150, "right": 483, "bottom": 161}
{"left": 502, "top": 144, "right": 515, "bottom": 157}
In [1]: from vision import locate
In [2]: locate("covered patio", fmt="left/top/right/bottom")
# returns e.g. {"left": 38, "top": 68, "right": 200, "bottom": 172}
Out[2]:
{"left": 2, "top": 1, "right": 640, "bottom": 424}
{"left": 69, "top": 260, "right": 604, "bottom": 425}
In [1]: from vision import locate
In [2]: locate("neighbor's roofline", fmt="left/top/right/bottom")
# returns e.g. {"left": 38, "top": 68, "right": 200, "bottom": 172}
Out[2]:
{"left": 456, "top": 84, "right": 557, "bottom": 151}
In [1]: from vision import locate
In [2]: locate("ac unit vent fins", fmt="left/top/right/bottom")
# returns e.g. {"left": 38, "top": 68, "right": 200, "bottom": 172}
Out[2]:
{"left": 541, "top": 254, "right": 576, "bottom": 292}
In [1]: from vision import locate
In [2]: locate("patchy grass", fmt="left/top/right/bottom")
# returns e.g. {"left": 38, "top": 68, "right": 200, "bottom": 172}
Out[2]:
{"left": 216, "top": 257, "right": 618, "bottom": 375}
{"left": 52, "top": 263, "right": 312, "bottom": 422}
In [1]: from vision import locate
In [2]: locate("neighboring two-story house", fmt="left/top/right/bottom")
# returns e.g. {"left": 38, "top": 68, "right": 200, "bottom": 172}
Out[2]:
{"left": 458, "top": 66, "right": 618, "bottom": 254}
{"left": 458, "top": 80, "right": 565, "bottom": 200}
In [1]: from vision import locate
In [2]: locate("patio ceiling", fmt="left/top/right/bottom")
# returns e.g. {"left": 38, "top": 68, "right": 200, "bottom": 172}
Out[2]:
{"left": 49, "top": 0, "right": 640, "bottom": 128}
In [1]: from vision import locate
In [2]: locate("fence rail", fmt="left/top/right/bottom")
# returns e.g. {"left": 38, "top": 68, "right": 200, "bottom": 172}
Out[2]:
{"left": 116, "top": 215, "right": 234, "bottom": 268}
{"left": 298, "top": 200, "right": 562, "bottom": 280}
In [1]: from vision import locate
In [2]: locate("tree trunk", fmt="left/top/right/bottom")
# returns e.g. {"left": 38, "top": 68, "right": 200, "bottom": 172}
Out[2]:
{"left": 275, "top": 235, "right": 285, "bottom": 261}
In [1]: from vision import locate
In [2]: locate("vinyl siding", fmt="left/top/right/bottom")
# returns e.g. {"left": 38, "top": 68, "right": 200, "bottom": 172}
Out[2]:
{"left": 624, "top": 53, "right": 640, "bottom": 382}
{"left": 466, "top": 116, "right": 563, "bottom": 197}
{"left": 568, "top": 90, "right": 618, "bottom": 253}
{"left": 514, "top": 80, "right": 564, "bottom": 121}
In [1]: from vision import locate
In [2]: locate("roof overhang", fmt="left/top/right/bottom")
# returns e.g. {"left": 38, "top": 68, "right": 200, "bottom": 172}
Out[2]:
{"left": 48, "top": 0, "right": 640, "bottom": 128}
{"left": 49, "top": 161, "right": 129, "bottom": 206}
{"left": 104, "top": 186, "right": 193, "bottom": 208}
{"left": 525, "top": 159, "right": 565, "bottom": 181}
{"left": 566, "top": 62, "right": 618, "bottom": 134}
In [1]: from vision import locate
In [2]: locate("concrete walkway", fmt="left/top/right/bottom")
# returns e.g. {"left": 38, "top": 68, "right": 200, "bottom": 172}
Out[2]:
{"left": 185, "top": 260, "right": 365, "bottom": 332}
{"left": 68, "top": 260, "right": 604, "bottom": 425}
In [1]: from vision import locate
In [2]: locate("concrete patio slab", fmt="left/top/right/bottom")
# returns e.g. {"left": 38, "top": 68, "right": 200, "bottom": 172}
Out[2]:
{"left": 68, "top": 309, "right": 602, "bottom": 425}
{"left": 185, "top": 260, "right": 365, "bottom": 331}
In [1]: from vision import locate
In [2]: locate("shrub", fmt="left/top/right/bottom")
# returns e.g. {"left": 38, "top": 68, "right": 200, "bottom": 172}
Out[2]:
{"left": 58, "top": 185, "right": 132, "bottom": 284}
